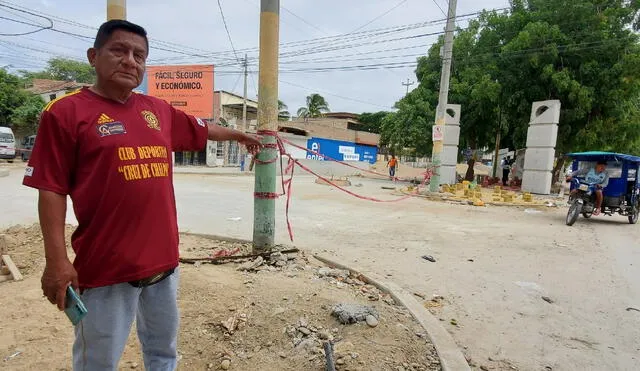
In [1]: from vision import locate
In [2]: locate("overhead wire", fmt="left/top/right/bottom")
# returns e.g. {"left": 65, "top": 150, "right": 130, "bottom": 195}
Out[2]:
{"left": 149, "top": 9, "right": 496, "bottom": 63}
{"left": 0, "top": 1, "right": 229, "bottom": 59}
{"left": 280, "top": 80, "right": 394, "bottom": 110}
{"left": 216, "top": 0, "right": 242, "bottom": 65}
{"left": 0, "top": 7, "right": 52, "bottom": 36}
{"left": 349, "top": 0, "right": 409, "bottom": 33}
{"left": 430, "top": 0, "right": 447, "bottom": 17}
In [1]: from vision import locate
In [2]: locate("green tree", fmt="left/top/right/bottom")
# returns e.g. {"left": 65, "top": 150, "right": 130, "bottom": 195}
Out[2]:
{"left": 0, "top": 69, "right": 28, "bottom": 127}
{"left": 20, "top": 57, "right": 96, "bottom": 84}
{"left": 11, "top": 94, "right": 45, "bottom": 136}
{"left": 297, "top": 93, "right": 330, "bottom": 118}
{"left": 357, "top": 111, "right": 391, "bottom": 133}
{"left": 278, "top": 100, "right": 290, "bottom": 121}
{"left": 383, "top": 0, "right": 640, "bottom": 179}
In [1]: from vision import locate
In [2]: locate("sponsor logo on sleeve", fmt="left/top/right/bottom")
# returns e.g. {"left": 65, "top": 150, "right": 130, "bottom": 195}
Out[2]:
{"left": 196, "top": 117, "right": 206, "bottom": 127}
{"left": 24, "top": 166, "right": 34, "bottom": 177}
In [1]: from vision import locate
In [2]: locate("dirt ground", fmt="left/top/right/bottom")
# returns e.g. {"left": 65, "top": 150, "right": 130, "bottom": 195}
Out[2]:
{"left": 4, "top": 163, "right": 640, "bottom": 371}
{"left": 0, "top": 224, "right": 440, "bottom": 371}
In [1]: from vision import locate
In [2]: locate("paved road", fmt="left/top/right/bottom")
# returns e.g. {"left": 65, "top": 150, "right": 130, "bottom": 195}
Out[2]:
{"left": 2, "top": 164, "right": 639, "bottom": 371}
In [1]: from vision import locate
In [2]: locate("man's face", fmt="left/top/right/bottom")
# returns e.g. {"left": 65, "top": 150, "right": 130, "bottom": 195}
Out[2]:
{"left": 596, "top": 164, "right": 606, "bottom": 173}
{"left": 88, "top": 29, "right": 148, "bottom": 90}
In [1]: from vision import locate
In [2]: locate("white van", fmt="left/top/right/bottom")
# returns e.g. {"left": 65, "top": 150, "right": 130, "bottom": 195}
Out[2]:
{"left": 0, "top": 126, "right": 16, "bottom": 163}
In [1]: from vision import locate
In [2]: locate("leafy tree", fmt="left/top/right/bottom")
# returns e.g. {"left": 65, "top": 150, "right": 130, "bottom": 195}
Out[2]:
{"left": 297, "top": 93, "right": 330, "bottom": 118}
{"left": 11, "top": 94, "right": 45, "bottom": 136}
{"left": 357, "top": 111, "right": 391, "bottom": 133}
{"left": 278, "top": 100, "right": 290, "bottom": 121}
{"left": 382, "top": 0, "right": 640, "bottom": 182}
{"left": 20, "top": 57, "right": 96, "bottom": 84}
{"left": 0, "top": 69, "right": 28, "bottom": 127}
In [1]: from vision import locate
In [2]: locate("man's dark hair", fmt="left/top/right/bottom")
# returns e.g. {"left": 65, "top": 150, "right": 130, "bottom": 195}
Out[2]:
{"left": 94, "top": 20, "right": 149, "bottom": 51}
{"left": 597, "top": 160, "right": 607, "bottom": 166}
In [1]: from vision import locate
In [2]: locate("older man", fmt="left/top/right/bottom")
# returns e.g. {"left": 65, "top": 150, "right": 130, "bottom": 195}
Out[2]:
{"left": 23, "top": 20, "right": 261, "bottom": 370}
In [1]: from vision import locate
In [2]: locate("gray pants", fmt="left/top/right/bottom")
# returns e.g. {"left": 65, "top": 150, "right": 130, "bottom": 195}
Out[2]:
{"left": 72, "top": 269, "right": 180, "bottom": 371}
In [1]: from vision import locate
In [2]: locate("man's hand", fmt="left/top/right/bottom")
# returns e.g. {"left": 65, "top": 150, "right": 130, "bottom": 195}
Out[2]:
{"left": 206, "top": 124, "right": 263, "bottom": 156}
{"left": 41, "top": 259, "right": 78, "bottom": 311}
{"left": 237, "top": 133, "right": 262, "bottom": 156}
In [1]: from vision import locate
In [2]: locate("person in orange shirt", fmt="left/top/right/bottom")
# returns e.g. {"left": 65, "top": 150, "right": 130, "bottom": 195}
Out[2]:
{"left": 387, "top": 155, "right": 398, "bottom": 179}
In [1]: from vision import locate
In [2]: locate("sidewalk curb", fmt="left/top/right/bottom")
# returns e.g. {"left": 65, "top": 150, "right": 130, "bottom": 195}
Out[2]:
{"left": 313, "top": 254, "right": 471, "bottom": 371}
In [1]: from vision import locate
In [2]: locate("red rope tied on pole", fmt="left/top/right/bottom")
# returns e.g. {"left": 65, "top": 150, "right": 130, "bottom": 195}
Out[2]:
{"left": 253, "top": 130, "right": 282, "bottom": 200}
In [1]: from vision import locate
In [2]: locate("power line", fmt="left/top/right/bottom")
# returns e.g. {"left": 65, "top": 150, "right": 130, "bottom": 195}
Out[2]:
{"left": 279, "top": 79, "right": 394, "bottom": 110}
{"left": 350, "top": 0, "right": 409, "bottom": 33}
{"left": 280, "top": 5, "right": 327, "bottom": 34}
{"left": 147, "top": 9, "right": 495, "bottom": 63}
{"left": 430, "top": 0, "right": 447, "bottom": 17}
{"left": 0, "top": 1, "right": 224, "bottom": 59}
{"left": 0, "top": 5, "right": 52, "bottom": 36}
{"left": 216, "top": 0, "right": 242, "bottom": 65}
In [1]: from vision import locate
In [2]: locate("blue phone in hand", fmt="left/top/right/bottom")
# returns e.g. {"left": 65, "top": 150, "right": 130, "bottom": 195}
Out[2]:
{"left": 65, "top": 286, "right": 88, "bottom": 326}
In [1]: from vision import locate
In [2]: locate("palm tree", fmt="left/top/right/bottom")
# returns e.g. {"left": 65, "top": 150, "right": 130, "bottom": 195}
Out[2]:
{"left": 297, "top": 93, "right": 330, "bottom": 119}
{"left": 278, "top": 100, "right": 290, "bottom": 121}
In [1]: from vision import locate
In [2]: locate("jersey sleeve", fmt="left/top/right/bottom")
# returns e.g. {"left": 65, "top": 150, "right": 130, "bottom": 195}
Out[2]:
{"left": 170, "top": 105, "right": 208, "bottom": 152}
{"left": 22, "top": 108, "right": 77, "bottom": 195}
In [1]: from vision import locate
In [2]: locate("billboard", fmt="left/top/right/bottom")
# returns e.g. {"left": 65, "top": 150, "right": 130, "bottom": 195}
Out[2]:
{"left": 146, "top": 64, "right": 214, "bottom": 118}
{"left": 306, "top": 137, "right": 378, "bottom": 164}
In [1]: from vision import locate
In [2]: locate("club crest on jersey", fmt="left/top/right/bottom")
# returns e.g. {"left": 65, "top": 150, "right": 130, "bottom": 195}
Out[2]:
{"left": 97, "top": 122, "right": 127, "bottom": 137}
{"left": 142, "top": 110, "right": 160, "bottom": 131}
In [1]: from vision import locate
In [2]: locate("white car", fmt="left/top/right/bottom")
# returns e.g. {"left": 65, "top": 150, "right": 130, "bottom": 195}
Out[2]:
{"left": 0, "top": 126, "right": 16, "bottom": 162}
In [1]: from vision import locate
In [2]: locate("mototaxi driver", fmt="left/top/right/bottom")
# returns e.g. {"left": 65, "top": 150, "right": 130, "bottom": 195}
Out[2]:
{"left": 567, "top": 161, "right": 609, "bottom": 216}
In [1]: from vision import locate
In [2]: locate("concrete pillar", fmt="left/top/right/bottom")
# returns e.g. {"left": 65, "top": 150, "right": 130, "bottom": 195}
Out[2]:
{"left": 521, "top": 100, "right": 560, "bottom": 195}
{"left": 439, "top": 104, "right": 461, "bottom": 185}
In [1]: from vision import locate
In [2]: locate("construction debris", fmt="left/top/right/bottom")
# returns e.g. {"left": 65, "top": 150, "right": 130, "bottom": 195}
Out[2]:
{"left": 331, "top": 303, "right": 379, "bottom": 325}
{"left": 179, "top": 248, "right": 299, "bottom": 265}
{"left": 237, "top": 256, "right": 265, "bottom": 272}
{"left": 1, "top": 254, "right": 23, "bottom": 282}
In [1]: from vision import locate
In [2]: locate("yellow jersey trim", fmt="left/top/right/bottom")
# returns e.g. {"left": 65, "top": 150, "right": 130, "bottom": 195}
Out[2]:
{"left": 44, "top": 89, "right": 83, "bottom": 112}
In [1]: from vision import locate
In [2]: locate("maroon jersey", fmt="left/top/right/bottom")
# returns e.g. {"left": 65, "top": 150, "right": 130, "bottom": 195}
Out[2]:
{"left": 23, "top": 87, "right": 208, "bottom": 289}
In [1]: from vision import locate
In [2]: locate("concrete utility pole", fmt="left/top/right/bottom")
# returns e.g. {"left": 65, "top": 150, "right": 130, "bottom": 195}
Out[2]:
{"left": 402, "top": 78, "right": 414, "bottom": 95}
{"left": 107, "top": 0, "right": 126, "bottom": 20}
{"left": 429, "top": 0, "right": 457, "bottom": 192}
{"left": 253, "top": 0, "right": 280, "bottom": 252}
{"left": 240, "top": 54, "right": 249, "bottom": 171}
{"left": 243, "top": 54, "right": 248, "bottom": 132}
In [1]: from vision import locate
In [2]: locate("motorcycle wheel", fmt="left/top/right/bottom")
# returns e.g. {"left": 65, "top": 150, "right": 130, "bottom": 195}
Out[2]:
{"left": 566, "top": 200, "right": 581, "bottom": 226}
{"left": 629, "top": 202, "right": 639, "bottom": 225}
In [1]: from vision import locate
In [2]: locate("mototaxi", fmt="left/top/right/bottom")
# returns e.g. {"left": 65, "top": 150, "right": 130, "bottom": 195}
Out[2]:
{"left": 565, "top": 152, "right": 640, "bottom": 226}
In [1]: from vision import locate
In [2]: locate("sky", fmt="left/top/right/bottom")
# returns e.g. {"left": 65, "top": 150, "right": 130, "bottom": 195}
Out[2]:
{"left": 0, "top": 0, "right": 510, "bottom": 115}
